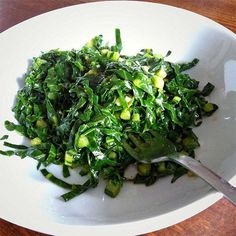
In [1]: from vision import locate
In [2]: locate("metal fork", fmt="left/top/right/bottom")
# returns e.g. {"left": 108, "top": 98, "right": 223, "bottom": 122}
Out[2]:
{"left": 123, "top": 132, "right": 236, "bottom": 206}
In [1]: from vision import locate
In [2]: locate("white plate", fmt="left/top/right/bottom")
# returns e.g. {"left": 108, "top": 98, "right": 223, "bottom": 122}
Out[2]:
{"left": 0, "top": 1, "right": 236, "bottom": 235}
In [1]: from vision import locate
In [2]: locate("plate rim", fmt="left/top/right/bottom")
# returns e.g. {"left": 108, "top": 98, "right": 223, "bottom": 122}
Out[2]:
{"left": 0, "top": 1, "right": 235, "bottom": 235}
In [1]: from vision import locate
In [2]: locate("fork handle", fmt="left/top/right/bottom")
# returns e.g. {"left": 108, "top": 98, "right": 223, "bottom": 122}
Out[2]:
{"left": 172, "top": 155, "right": 236, "bottom": 206}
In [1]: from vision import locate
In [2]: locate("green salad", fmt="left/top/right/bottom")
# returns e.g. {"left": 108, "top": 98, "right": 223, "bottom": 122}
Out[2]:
{"left": 0, "top": 29, "right": 218, "bottom": 200}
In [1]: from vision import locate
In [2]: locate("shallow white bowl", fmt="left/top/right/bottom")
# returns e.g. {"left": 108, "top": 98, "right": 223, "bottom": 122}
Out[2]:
{"left": 0, "top": 1, "right": 236, "bottom": 235}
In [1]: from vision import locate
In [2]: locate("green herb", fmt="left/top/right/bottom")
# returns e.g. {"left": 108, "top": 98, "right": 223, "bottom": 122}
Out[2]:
{"left": 3, "top": 141, "right": 28, "bottom": 150}
{"left": 0, "top": 135, "right": 8, "bottom": 140}
{"left": 201, "top": 82, "right": 215, "bottom": 97}
{"left": 0, "top": 29, "right": 218, "bottom": 200}
{"left": 41, "top": 169, "right": 74, "bottom": 189}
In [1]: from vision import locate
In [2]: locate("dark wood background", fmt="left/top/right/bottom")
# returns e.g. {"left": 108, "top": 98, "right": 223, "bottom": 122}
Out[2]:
{"left": 0, "top": 0, "right": 236, "bottom": 235}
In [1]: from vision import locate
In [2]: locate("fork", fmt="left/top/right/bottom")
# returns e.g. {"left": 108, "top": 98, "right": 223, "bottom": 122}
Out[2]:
{"left": 123, "top": 132, "right": 236, "bottom": 206}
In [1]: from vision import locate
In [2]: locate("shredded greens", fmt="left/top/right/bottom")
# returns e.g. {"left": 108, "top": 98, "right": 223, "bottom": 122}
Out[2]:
{"left": 1, "top": 29, "right": 218, "bottom": 200}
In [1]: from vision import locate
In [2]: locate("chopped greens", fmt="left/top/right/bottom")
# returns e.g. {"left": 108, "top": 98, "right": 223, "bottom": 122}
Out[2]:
{"left": 0, "top": 29, "right": 218, "bottom": 200}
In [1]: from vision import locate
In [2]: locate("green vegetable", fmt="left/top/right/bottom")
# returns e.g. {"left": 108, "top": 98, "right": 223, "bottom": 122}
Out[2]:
{"left": 0, "top": 135, "right": 8, "bottom": 141}
{"left": 203, "top": 103, "right": 214, "bottom": 112}
{"left": 76, "top": 135, "right": 90, "bottom": 148}
{"left": 41, "top": 169, "right": 74, "bottom": 189}
{"left": 201, "top": 82, "right": 215, "bottom": 97}
{"left": 31, "top": 137, "right": 42, "bottom": 146}
{"left": 61, "top": 178, "right": 97, "bottom": 201}
{"left": 132, "top": 113, "right": 140, "bottom": 122}
{"left": 120, "top": 108, "right": 131, "bottom": 120}
{"left": 3, "top": 142, "right": 27, "bottom": 150}
{"left": 157, "top": 162, "right": 166, "bottom": 172}
{"left": 137, "top": 163, "right": 151, "bottom": 176}
{"left": 152, "top": 75, "right": 164, "bottom": 89}
{"left": 0, "top": 29, "right": 218, "bottom": 200}
{"left": 104, "top": 179, "right": 123, "bottom": 198}
{"left": 62, "top": 164, "right": 70, "bottom": 178}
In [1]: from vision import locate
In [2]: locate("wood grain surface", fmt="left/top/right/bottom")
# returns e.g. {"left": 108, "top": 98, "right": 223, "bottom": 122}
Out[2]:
{"left": 0, "top": 0, "right": 236, "bottom": 236}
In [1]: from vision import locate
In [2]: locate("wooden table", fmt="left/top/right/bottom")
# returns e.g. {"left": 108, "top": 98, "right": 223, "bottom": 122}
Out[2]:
{"left": 0, "top": 0, "right": 235, "bottom": 235}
